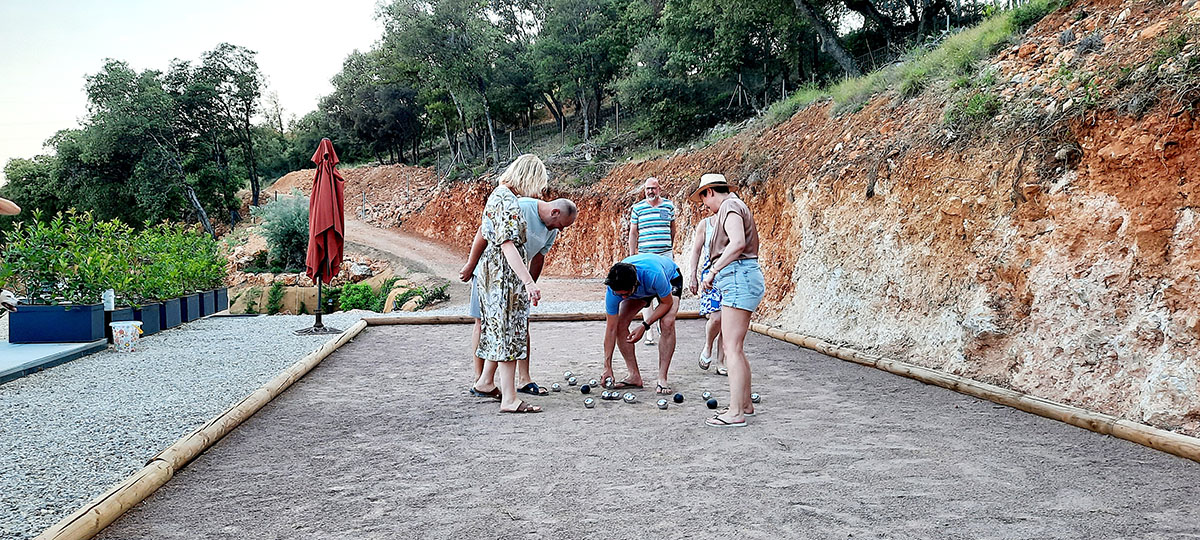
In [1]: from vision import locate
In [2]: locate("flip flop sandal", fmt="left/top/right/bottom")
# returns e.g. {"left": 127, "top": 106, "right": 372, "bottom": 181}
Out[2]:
{"left": 719, "top": 406, "right": 756, "bottom": 417}
{"left": 716, "top": 366, "right": 728, "bottom": 376}
{"left": 517, "top": 382, "right": 549, "bottom": 396}
{"left": 500, "top": 400, "right": 543, "bottom": 413}
{"left": 655, "top": 383, "right": 673, "bottom": 395}
{"left": 698, "top": 354, "right": 712, "bottom": 370}
{"left": 470, "top": 386, "right": 502, "bottom": 400}
{"left": 705, "top": 415, "right": 747, "bottom": 428}
{"left": 611, "top": 380, "right": 643, "bottom": 390}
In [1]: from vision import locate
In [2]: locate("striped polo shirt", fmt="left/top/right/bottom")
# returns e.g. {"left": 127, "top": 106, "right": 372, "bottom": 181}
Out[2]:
{"left": 631, "top": 199, "right": 675, "bottom": 255}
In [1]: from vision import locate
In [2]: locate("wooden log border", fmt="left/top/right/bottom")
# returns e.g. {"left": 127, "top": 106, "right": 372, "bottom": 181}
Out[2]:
{"left": 749, "top": 322, "right": 1200, "bottom": 464}
{"left": 35, "top": 320, "right": 370, "bottom": 540}
{"left": 363, "top": 311, "right": 703, "bottom": 326}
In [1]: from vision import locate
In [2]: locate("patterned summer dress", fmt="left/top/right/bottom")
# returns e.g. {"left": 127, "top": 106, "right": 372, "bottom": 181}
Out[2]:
{"left": 474, "top": 184, "right": 530, "bottom": 362}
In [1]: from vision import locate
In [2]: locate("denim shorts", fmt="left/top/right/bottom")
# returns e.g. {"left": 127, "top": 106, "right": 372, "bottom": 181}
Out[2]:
{"left": 714, "top": 259, "right": 764, "bottom": 312}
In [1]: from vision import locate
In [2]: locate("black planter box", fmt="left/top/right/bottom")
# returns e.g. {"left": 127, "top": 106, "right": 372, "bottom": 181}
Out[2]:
{"left": 9, "top": 303, "right": 105, "bottom": 344}
{"left": 215, "top": 287, "right": 229, "bottom": 313}
{"left": 180, "top": 293, "right": 201, "bottom": 322}
{"left": 134, "top": 303, "right": 162, "bottom": 336}
{"left": 200, "top": 290, "right": 217, "bottom": 317}
{"left": 159, "top": 298, "right": 182, "bottom": 330}
{"left": 104, "top": 307, "right": 134, "bottom": 343}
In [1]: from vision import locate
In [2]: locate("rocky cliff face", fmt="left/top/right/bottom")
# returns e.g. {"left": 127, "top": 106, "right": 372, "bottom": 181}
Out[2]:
{"left": 322, "top": 0, "right": 1200, "bottom": 435}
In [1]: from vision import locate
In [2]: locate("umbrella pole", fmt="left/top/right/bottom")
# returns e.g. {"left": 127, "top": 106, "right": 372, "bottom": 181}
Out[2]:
{"left": 315, "top": 278, "right": 325, "bottom": 329}
{"left": 295, "top": 268, "right": 342, "bottom": 335}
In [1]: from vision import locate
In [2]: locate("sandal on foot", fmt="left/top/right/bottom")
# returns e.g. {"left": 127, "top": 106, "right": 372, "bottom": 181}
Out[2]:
{"left": 705, "top": 415, "right": 747, "bottom": 428}
{"left": 698, "top": 353, "right": 712, "bottom": 370}
{"left": 720, "top": 406, "right": 755, "bottom": 417}
{"left": 611, "top": 380, "right": 643, "bottom": 390}
{"left": 716, "top": 365, "right": 728, "bottom": 376}
{"left": 517, "top": 382, "right": 549, "bottom": 396}
{"left": 500, "top": 400, "right": 542, "bottom": 414}
{"left": 471, "top": 386, "right": 502, "bottom": 400}
{"left": 655, "top": 383, "right": 673, "bottom": 395}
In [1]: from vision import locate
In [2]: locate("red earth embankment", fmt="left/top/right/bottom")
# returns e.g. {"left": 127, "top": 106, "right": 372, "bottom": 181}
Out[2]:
{"left": 272, "top": 0, "right": 1200, "bottom": 435}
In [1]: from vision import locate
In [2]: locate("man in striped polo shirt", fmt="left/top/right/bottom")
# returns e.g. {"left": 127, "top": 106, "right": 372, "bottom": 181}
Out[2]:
{"left": 628, "top": 177, "right": 675, "bottom": 345}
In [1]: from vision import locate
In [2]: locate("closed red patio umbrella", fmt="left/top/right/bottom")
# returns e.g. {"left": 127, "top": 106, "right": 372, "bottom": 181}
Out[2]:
{"left": 295, "top": 138, "right": 345, "bottom": 335}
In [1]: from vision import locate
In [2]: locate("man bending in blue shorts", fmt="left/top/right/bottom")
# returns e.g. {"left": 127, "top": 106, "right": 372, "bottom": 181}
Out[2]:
{"left": 601, "top": 253, "right": 682, "bottom": 395}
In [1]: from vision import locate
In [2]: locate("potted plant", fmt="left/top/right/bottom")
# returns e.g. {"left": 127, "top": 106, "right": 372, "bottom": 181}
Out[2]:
{"left": 138, "top": 223, "right": 185, "bottom": 330}
{"left": 1, "top": 211, "right": 107, "bottom": 343}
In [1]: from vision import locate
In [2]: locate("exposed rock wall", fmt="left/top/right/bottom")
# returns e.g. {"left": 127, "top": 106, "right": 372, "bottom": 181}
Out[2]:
{"left": 381, "top": 0, "right": 1200, "bottom": 434}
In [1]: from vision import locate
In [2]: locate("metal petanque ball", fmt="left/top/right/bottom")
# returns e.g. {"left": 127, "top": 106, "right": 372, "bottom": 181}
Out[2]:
{"left": 623, "top": 393, "right": 637, "bottom": 404}
{"left": 751, "top": 392, "right": 761, "bottom": 403}
{"left": 580, "top": 384, "right": 591, "bottom": 394}
{"left": 564, "top": 371, "right": 574, "bottom": 381}
{"left": 702, "top": 391, "right": 713, "bottom": 401}
{"left": 706, "top": 398, "right": 719, "bottom": 409}
{"left": 568, "top": 376, "right": 578, "bottom": 386}
{"left": 589, "top": 379, "right": 599, "bottom": 387}
{"left": 673, "top": 393, "right": 684, "bottom": 403}
{"left": 656, "top": 399, "right": 669, "bottom": 410}
{"left": 584, "top": 397, "right": 596, "bottom": 409}
{"left": 603, "top": 376, "right": 614, "bottom": 388}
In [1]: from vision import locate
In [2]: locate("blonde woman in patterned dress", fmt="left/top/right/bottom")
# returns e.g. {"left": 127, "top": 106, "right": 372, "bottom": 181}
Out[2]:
{"left": 471, "top": 154, "right": 549, "bottom": 413}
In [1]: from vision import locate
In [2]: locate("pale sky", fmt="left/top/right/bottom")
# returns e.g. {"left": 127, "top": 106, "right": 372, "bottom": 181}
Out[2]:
{"left": 0, "top": 0, "right": 384, "bottom": 183}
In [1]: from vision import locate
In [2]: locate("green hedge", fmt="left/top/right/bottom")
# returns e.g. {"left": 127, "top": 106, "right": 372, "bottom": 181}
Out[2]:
{"left": 0, "top": 210, "right": 226, "bottom": 306}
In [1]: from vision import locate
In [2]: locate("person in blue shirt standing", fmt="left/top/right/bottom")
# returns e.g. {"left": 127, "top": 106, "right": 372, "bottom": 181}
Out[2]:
{"left": 627, "top": 177, "right": 675, "bottom": 346}
{"left": 601, "top": 253, "right": 682, "bottom": 395}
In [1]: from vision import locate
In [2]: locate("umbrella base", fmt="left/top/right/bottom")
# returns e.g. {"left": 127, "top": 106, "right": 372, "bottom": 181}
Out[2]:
{"left": 294, "top": 325, "right": 343, "bottom": 336}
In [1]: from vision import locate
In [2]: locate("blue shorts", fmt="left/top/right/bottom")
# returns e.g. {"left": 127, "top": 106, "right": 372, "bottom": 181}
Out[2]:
{"left": 699, "top": 267, "right": 722, "bottom": 316}
{"left": 468, "top": 278, "right": 481, "bottom": 319}
{"left": 714, "top": 259, "right": 764, "bottom": 312}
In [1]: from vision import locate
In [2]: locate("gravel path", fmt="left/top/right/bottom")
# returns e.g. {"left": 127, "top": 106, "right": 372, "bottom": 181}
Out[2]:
{"left": 0, "top": 311, "right": 366, "bottom": 539}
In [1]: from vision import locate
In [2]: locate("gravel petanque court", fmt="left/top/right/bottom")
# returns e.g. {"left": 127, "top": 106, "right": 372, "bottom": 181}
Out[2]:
{"left": 93, "top": 319, "right": 1200, "bottom": 540}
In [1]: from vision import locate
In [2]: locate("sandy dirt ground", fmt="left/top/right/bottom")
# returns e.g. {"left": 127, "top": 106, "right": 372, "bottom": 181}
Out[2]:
{"left": 98, "top": 320, "right": 1200, "bottom": 540}
{"left": 345, "top": 219, "right": 606, "bottom": 308}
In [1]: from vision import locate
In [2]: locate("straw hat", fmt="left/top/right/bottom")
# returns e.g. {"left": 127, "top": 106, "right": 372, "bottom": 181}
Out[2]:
{"left": 687, "top": 173, "right": 737, "bottom": 201}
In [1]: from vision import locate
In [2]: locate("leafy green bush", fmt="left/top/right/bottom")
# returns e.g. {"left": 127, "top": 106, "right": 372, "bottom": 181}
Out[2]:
{"left": 251, "top": 190, "right": 309, "bottom": 271}
{"left": 242, "top": 287, "right": 262, "bottom": 314}
{"left": 763, "top": 85, "right": 828, "bottom": 126}
{"left": 418, "top": 284, "right": 450, "bottom": 309}
{"left": 944, "top": 91, "right": 1002, "bottom": 126}
{"left": 1012, "top": 0, "right": 1070, "bottom": 32}
{"left": 266, "top": 282, "right": 285, "bottom": 315}
{"left": 338, "top": 283, "right": 377, "bottom": 311}
{"left": 0, "top": 210, "right": 225, "bottom": 306}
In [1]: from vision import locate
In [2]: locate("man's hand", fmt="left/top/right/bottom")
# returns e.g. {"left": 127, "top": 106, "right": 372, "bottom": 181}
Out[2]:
{"left": 626, "top": 323, "right": 646, "bottom": 344}
{"left": 459, "top": 263, "right": 476, "bottom": 283}
{"left": 687, "top": 274, "right": 699, "bottom": 295}
{"left": 701, "top": 272, "right": 715, "bottom": 292}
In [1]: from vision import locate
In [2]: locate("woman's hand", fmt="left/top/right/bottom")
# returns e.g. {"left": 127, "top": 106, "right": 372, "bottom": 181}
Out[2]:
{"left": 459, "top": 263, "right": 476, "bottom": 283}
{"left": 524, "top": 280, "right": 541, "bottom": 307}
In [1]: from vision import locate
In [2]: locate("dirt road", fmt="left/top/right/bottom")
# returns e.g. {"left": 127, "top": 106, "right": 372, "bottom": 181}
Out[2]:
{"left": 98, "top": 321, "right": 1200, "bottom": 539}
{"left": 345, "top": 219, "right": 606, "bottom": 308}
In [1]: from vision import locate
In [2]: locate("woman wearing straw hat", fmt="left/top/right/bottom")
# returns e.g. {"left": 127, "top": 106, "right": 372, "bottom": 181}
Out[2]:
{"left": 470, "top": 154, "right": 549, "bottom": 413}
{"left": 690, "top": 173, "right": 764, "bottom": 428}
